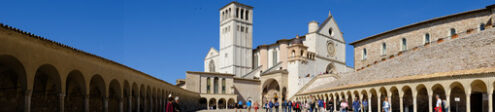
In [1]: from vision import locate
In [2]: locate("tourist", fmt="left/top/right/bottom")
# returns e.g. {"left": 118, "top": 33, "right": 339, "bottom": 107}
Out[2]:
{"left": 382, "top": 97, "right": 390, "bottom": 112}
{"left": 362, "top": 99, "right": 368, "bottom": 112}
{"left": 326, "top": 99, "right": 333, "bottom": 112}
{"left": 239, "top": 101, "right": 244, "bottom": 109}
{"left": 318, "top": 99, "right": 324, "bottom": 112}
{"left": 265, "top": 102, "right": 270, "bottom": 112}
{"left": 352, "top": 99, "right": 360, "bottom": 112}
{"left": 247, "top": 100, "right": 252, "bottom": 112}
{"left": 166, "top": 95, "right": 174, "bottom": 112}
{"left": 305, "top": 101, "right": 310, "bottom": 112}
{"left": 442, "top": 98, "right": 448, "bottom": 112}
{"left": 269, "top": 100, "right": 274, "bottom": 112}
{"left": 173, "top": 96, "right": 181, "bottom": 112}
{"left": 435, "top": 95, "right": 443, "bottom": 112}
{"left": 275, "top": 100, "right": 280, "bottom": 112}
{"left": 340, "top": 100, "right": 348, "bottom": 112}
{"left": 285, "top": 100, "right": 292, "bottom": 112}
{"left": 254, "top": 101, "right": 259, "bottom": 112}
{"left": 283, "top": 100, "right": 288, "bottom": 112}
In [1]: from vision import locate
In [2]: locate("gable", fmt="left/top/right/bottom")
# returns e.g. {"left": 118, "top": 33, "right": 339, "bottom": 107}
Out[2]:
{"left": 205, "top": 47, "right": 219, "bottom": 60}
{"left": 317, "top": 15, "right": 345, "bottom": 42}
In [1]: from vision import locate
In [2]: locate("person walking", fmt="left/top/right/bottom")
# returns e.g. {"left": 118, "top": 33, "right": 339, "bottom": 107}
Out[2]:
{"left": 382, "top": 97, "right": 391, "bottom": 112}
{"left": 173, "top": 97, "right": 181, "bottom": 112}
{"left": 340, "top": 100, "right": 348, "bottom": 112}
{"left": 352, "top": 99, "right": 360, "bottom": 112}
{"left": 254, "top": 101, "right": 259, "bottom": 112}
{"left": 283, "top": 100, "right": 288, "bottom": 112}
{"left": 327, "top": 99, "right": 334, "bottom": 112}
{"left": 275, "top": 100, "right": 280, "bottom": 112}
{"left": 247, "top": 100, "right": 252, "bottom": 112}
{"left": 265, "top": 102, "right": 270, "bottom": 112}
{"left": 165, "top": 96, "right": 174, "bottom": 112}
{"left": 442, "top": 98, "right": 448, "bottom": 112}
{"left": 435, "top": 95, "right": 443, "bottom": 112}
{"left": 318, "top": 99, "right": 324, "bottom": 112}
{"left": 269, "top": 100, "right": 274, "bottom": 112}
{"left": 362, "top": 99, "right": 368, "bottom": 112}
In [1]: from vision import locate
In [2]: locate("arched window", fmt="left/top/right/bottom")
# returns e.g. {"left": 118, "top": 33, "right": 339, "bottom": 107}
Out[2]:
{"left": 480, "top": 23, "right": 485, "bottom": 31}
{"left": 424, "top": 33, "right": 430, "bottom": 44}
{"left": 214, "top": 77, "right": 219, "bottom": 94}
{"left": 209, "top": 60, "right": 215, "bottom": 72}
{"left": 300, "top": 50, "right": 304, "bottom": 57}
{"left": 450, "top": 28, "right": 456, "bottom": 36}
{"left": 328, "top": 28, "right": 333, "bottom": 36}
{"left": 207, "top": 77, "right": 211, "bottom": 93}
{"left": 236, "top": 8, "right": 239, "bottom": 18}
{"left": 272, "top": 50, "right": 278, "bottom": 66}
{"left": 222, "top": 78, "right": 226, "bottom": 94}
{"left": 381, "top": 43, "right": 386, "bottom": 55}
{"left": 401, "top": 38, "right": 407, "bottom": 51}
{"left": 325, "top": 63, "right": 335, "bottom": 74}
{"left": 240, "top": 9, "right": 244, "bottom": 19}
{"left": 246, "top": 10, "right": 249, "bottom": 20}
{"left": 362, "top": 48, "right": 367, "bottom": 60}
{"left": 291, "top": 50, "right": 295, "bottom": 57}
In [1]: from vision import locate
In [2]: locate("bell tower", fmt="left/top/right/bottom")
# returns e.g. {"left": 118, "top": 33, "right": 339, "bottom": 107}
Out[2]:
{"left": 218, "top": 2, "right": 253, "bottom": 76}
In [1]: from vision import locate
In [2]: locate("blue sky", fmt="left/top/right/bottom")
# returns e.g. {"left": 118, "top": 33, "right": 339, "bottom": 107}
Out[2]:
{"left": 1, "top": 0, "right": 494, "bottom": 83}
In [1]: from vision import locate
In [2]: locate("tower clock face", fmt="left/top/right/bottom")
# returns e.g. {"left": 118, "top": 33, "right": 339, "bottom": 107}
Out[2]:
{"left": 327, "top": 42, "right": 335, "bottom": 57}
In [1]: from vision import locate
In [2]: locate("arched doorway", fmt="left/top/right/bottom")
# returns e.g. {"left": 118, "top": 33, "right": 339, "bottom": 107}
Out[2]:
{"left": 416, "top": 84, "right": 428, "bottom": 112}
{"left": 132, "top": 83, "right": 139, "bottom": 112}
{"left": 471, "top": 80, "right": 488, "bottom": 112}
{"left": 89, "top": 75, "right": 106, "bottom": 112}
{"left": 218, "top": 98, "right": 226, "bottom": 109}
{"left": 199, "top": 98, "right": 207, "bottom": 109}
{"left": 0, "top": 55, "right": 27, "bottom": 112}
{"left": 209, "top": 98, "right": 217, "bottom": 109}
{"left": 370, "top": 89, "right": 378, "bottom": 112}
{"left": 122, "top": 81, "right": 130, "bottom": 112}
{"left": 32, "top": 64, "right": 61, "bottom": 112}
{"left": 390, "top": 87, "right": 399, "bottom": 112}
{"left": 140, "top": 85, "right": 145, "bottom": 112}
{"left": 227, "top": 98, "right": 235, "bottom": 109}
{"left": 402, "top": 86, "right": 413, "bottom": 112}
{"left": 65, "top": 70, "right": 86, "bottom": 112}
{"left": 108, "top": 80, "right": 121, "bottom": 112}
{"left": 432, "top": 84, "right": 446, "bottom": 112}
{"left": 449, "top": 82, "right": 466, "bottom": 112}
{"left": 262, "top": 79, "right": 281, "bottom": 104}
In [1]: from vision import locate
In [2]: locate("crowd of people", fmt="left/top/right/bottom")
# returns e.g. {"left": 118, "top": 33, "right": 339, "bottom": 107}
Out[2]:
{"left": 165, "top": 94, "right": 181, "bottom": 112}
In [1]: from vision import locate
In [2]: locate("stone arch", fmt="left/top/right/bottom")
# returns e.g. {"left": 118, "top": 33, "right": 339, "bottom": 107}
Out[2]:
{"left": 326, "top": 63, "right": 336, "bottom": 74}
{"left": 31, "top": 64, "right": 62, "bottom": 112}
{"left": 361, "top": 90, "right": 368, "bottom": 107}
{"left": 122, "top": 81, "right": 130, "bottom": 112}
{"left": 151, "top": 87, "right": 156, "bottom": 112}
{"left": 379, "top": 87, "right": 388, "bottom": 111}
{"left": 146, "top": 86, "right": 151, "bottom": 112}
{"left": 390, "top": 86, "right": 400, "bottom": 112}
{"left": 470, "top": 79, "right": 488, "bottom": 112}
{"left": 0, "top": 55, "right": 27, "bottom": 112}
{"left": 334, "top": 93, "right": 341, "bottom": 110}
{"left": 209, "top": 98, "right": 217, "bottom": 109}
{"left": 131, "top": 83, "right": 139, "bottom": 112}
{"left": 108, "top": 79, "right": 121, "bottom": 112}
{"left": 199, "top": 97, "right": 207, "bottom": 109}
{"left": 227, "top": 98, "right": 235, "bottom": 109}
{"left": 218, "top": 98, "right": 226, "bottom": 109}
{"left": 401, "top": 86, "right": 413, "bottom": 112}
{"left": 89, "top": 75, "right": 106, "bottom": 112}
{"left": 262, "top": 78, "right": 281, "bottom": 103}
{"left": 416, "top": 84, "right": 428, "bottom": 112}
{"left": 370, "top": 88, "right": 378, "bottom": 112}
{"left": 65, "top": 70, "right": 86, "bottom": 112}
{"left": 449, "top": 82, "right": 466, "bottom": 112}
{"left": 431, "top": 84, "right": 446, "bottom": 111}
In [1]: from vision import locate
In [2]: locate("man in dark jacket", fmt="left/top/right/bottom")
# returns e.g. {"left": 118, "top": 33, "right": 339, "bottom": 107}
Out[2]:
{"left": 173, "top": 97, "right": 181, "bottom": 112}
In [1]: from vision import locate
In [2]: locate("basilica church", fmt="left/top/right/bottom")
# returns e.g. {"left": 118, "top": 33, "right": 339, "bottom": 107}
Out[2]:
{"left": 177, "top": 1, "right": 352, "bottom": 109}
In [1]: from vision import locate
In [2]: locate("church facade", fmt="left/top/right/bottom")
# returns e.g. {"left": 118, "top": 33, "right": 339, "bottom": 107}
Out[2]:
{"left": 178, "top": 1, "right": 352, "bottom": 109}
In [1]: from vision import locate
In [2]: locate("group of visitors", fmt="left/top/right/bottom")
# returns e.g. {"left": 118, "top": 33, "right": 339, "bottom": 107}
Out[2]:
{"left": 165, "top": 94, "right": 181, "bottom": 112}
{"left": 434, "top": 95, "right": 449, "bottom": 112}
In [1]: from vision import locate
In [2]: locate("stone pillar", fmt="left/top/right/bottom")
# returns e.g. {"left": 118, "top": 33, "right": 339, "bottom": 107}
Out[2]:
{"left": 466, "top": 92, "right": 471, "bottom": 112}
{"left": 60, "top": 93, "right": 65, "bottom": 112}
{"left": 399, "top": 96, "right": 403, "bottom": 112}
{"left": 388, "top": 95, "right": 392, "bottom": 112}
{"left": 104, "top": 97, "right": 109, "bottom": 112}
{"left": 489, "top": 92, "right": 493, "bottom": 112}
{"left": 446, "top": 93, "right": 451, "bottom": 112}
{"left": 334, "top": 95, "right": 337, "bottom": 112}
{"left": 120, "top": 98, "right": 124, "bottom": 112}
{"left": 85, "top": 95, "right": 90, "bottom": 112}
{"left": 24, "top": 90, "right": 32, "bottom": 112}
{"left": 412, "top": 91, "right": 417, "bottom": 112}
{"left": 137, "top": 97, "right": 140, "bottom": 112}
{"left": 428, "top": 94, "right": 433, "bottom": 112}
{"left": 359, "top": 95, "right": 363, "bottom": 112}
{"left": 128, "top": 96, "right": 132, "bottom": 112}
{"left": 368, "top": 97, "right": 372, "bottom": 112}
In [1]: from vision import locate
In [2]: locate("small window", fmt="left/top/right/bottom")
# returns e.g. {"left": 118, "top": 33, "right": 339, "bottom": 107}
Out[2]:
{"left": 206, "top": 77, "right": 211, "bottom": 93}
{"left": 328, "top": 28, "right": 333, "bottom": 36}
{"left": 272, "top": 50, "right": 278, "bottom": 65}
{"left": 480, "top": 23, "right": 485, "bottom": 31}
{"left": 246, "top": 10, "right": 249, "bottom": 20}
{"left": 362, "top": 48, "right": 367, "bottom": 60}
{"left": 450, "top": 28, "right": 456, "bottom": 36}
{"left": 291, "top": 50, "right": 295, "bottom": 57}
{"left": 401, "top": 38, "right": 407, "bottom": 51}
{"left": 424, "top": 33, "right": 430, "bottom": 44}
{"left": 241, "top": 26, "right": 244, "bottom": 32}
{"left": 236, "top": 8, "right": 239, "bottom": 18}
{"left": 381, "top": 43, "right": 386, "bottom": 55}
{"left": 240, "top": 9, "right": 244, "bottom": 19}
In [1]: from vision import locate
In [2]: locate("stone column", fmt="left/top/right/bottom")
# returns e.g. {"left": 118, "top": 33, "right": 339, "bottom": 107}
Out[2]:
{"left": 489, "top": 91, "right": 493, "bottom": 112}
{"left": 24, "top": 90, "right": 32, "bottom": 112}
{"left": 466, "top": 92, "right": 471, "bottom": 112}
{"left": 85, "top": 95, "right": 90, "bottom": 112}
{"left": 428, "top": 94, "right": 433, "bottom": 112}
{"left": 399, "top": 96, "right": 403, "bottom": 112}
{"left": 60, "top": 93, "right": 65, "bottom": 112}
{"left": 120, "top": 98, "right": 124, "bottom": 112}
{"left": 137, "top": 97, "right": 140, "bottom": 112}
{"left": 128, "top": 96, "right": 132, "bottom": 112}
{"left": 104, "top": 97, "right": 109, "bottom": 112}
{"left": 446, "top": 93, "right": 451, "bottom": 112}
{"left": 388, "top": 95, "right": 392, "bottom": 112}
{"left": 368, "top": 97, "right": 372, "bottom": 112}
{"left": 412, "top": 91, "right": 417, "bottom": 112}
{"left": 333, "top": 95, "right": 337, "bottom": 112}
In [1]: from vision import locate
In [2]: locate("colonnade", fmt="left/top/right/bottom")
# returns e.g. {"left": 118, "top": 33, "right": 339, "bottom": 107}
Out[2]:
{"left": 295, "top": 72, "right": 495, "bottom": 112}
